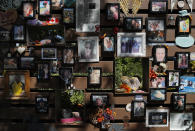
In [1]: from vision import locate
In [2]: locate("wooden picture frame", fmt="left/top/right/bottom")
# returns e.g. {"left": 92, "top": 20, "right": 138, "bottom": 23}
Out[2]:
{"left": 41, "top": 48, "right": 57, "bottom": 60}
{"left": 131, "top": 100, "right": 146, "bottom": 119}
{"left": 4, "top": 57, "right": 18, "bottom": 70}
{"left": 149, "top": 88, "right": 166, "bottom": 102}
{"left": 123, "top": 17, "right": 143, "bottom": 31}
{"left": 149, "top": 0, "right": 168, "bottom": 14}
{"left": 12, "top": 24, "right": 26, "bottom": 42}
{"left": 106, "top": 3, "right": 120, "bottom": 21}
{"left": 35, "top": 96, "right": 49, "bottom": 113}
{"left": 171, "top": 93, "right": 186, "bottom": 111}
{"left": 63, "top": 48, "right": 74, "bottom": 65}
{"left": 37, "top": 62, "right": 50, "bottom": 81}
{"left": 5, "top": 70, "right": 30, "bottom": 99}
{"left": 59, "top": 67, "right": 73, "bottom": 86}
{"left": 90, "top": 94, "right": 109, "bottom": 107}
{"left": 62, "top": 8, "right": 75, "bottom": 26}
{"left": 152, "top": 45, "right": 168, "bottom": 63}
{"left": 146, "top": 17, "right": 166, "bottom": 43}
{"left": 22, "top": 1, "right": 36, "bottom": 19}
{"left": 176, "top": 15, "right": 191, "bottom": 36}
{"left": 38, "top": 0, "right": 51, "bottom": 17}
{"left": 175, "top": 52, "right": 190, "bottom": 70}
{"left": 87, "top": 67, "right": 102, "bottom": 88}
{"left": 166, "top": 70, "right": 180, "bottom": 92}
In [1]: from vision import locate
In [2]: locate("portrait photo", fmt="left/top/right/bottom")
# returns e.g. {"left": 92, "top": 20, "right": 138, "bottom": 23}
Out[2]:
{"left": 88, "top": 67, "right": 102, "bottom": 87}
{"left": 152, "top": 45, "right": 167, "bottom": 63}
{"left": 50, "top": 60, "right": 61, "bottom": 76}
{"left": 39, "top": 0, "right": 51, "bottom": 16}
{"left": 63, "top": 8, "right": 74, "bottom": 25}
{"left": 4, "top": 57, "right": 18, "bottom": 69}
{"left": 172, "top": 94, "right": 186, "bottom": 111}
{"left": 179, "top": 75, "right": 195, "bottom": 93}
{"left": 78, "top": 37, "right": 99, "bottom": 62}
{"left": 37, "top": 63, "right": 50, "bottom": 80}
{"left": 63, "top": 48, "right": 74, "bottom": 64}
{"left": 146, "top": 18, "right": 165, "bottom": 43}
{"left": 149, "top": 88, "right": 166, "bottom": 101}
{"left": 132, "top": 101, "right": 145, "bottom": 117}
{"left": 117, "top": 33, "right": 146, "bottom": 57}
{"left": 35, "top": 96, "right": 48, "bottom": 113}
{"left": 20, "top": 57, "right": 35, "bottom": 69}
{"left": 103, "top": 36, "right": 114, "bottom": 52}
{"left": 23, "top": 2, "right": 35, "bottom": 18}
{"left": 175, "top": 52, "right": 189, "bottom": 69}
{"left": 150, "top": 76, "right": 165, "bottom": 88}
{"left": 150, "top": 0, "right": 168, "bottom": 13}
{"left": 59, "top": 67, "right": 73, "bottom": 86}
{"left": 13, "top": 25, "right": 25, "bottom": 41}
{"left": 90, "top": 94, "right": 109, "bottom": 107}
{"left": 168, "top": 71, "right": 180, "bottom": 87}
{"left": 124, "top": 17, "right": 143, "bottom": 31}
{"left": 41, "top": 48, "right": 57, "bottom": 60}
{"left": 106, "top": 3, "right": 120, "bottom": 21}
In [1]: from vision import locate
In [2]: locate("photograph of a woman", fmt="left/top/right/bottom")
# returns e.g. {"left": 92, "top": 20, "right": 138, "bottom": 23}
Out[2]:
{"left": 103, "top": 37, "right": 114, "bottom": 52}
{"left": 177, "top": 53, "right": 189, "bottom": 69}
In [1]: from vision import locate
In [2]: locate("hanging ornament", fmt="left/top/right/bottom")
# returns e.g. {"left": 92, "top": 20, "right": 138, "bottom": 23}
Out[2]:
{"left": 187, "top": 0, "right": 193, "bottom": 12}
{"left": 132, "top": 0, "right": 142, "bottom": 16}
{"left": 118, "top": 0, "right": 130, "bottom": 17}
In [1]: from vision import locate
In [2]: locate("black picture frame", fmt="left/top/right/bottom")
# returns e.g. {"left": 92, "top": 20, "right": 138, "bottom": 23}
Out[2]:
{"left": 35, "top": 96, "right": 49, "bottom": 113}
{"left": 149, "top": 88, "right": 166, "bottom": 102}
{"left": 41, "top": 48, "right": 57, "bottom": 60}
{"left": 37, "top": 62, "right": 50, "bottom": 81}
{"left": 0, "top": 28, "right": 11, "bottom": 42}
{"left": 62, "top": 8, "right": 75, "bottom": 27}
{"left": 123, "top": 17, "right": 143, "bottom": 31}
{"left": 146, "top": 17, "right": 166, "bottom": 43}
{"left": 62, "top": 48, "right": 75, "bottom": 65}
{"left": 149, "top": 0, "right": 168, "bottom": 14}
{"left": 4, "top": 57, "right": 18, "bottom": 70}
{"left": 22, "top": 1, "right": 36, "bottom": 19}
{"left": 131, "top": 100, "right": 146, "bottom": 119}
{"left": 20, "top": 56, "right": 35, "bottom": 70}
{"left": 175, "top": 52, "right": 190, "bottom": 70}
{"left": 12, "top": 24, "right": 26, "bottom": 42}
{"left": 106, "top": 3, "right": 120, "bottom": 21}
{"left": 152, "top": 45, "right": 168, "bottom": 63}
{"left": 166, "top": 70, "right": 180, "bottom": 92}
{"left": 90, "top": 94, "right": 109, "bottom": 107}
{"left": 176, "top": 15, "right": 191, "bottom": 36}
{"left": 87, "top": 67, "right": 102, "bottom": 88}
{"left": 51, "top": 0, "right": 63, "bottom": 10}
{"left": 150, "top": 76, "right": 166, "bottom": 88}
{"left": 38, "top": 0, "right": 51, "bottom": 17}
{"left": 59, "top": 67, "right": 73, "bottom": 86}
{"left": 101, "top": 35, "right": 115, "bottom": 55}
{"left": 171, "top": 93, "right": 186, "bottom": 111}
{"left": 50, "top": 59, "right": 61, "bottom": 77}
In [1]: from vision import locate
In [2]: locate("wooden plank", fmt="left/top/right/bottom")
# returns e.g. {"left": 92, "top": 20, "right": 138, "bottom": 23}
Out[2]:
{"left": 113, "top": 108, "right": 130, "bottom": 120}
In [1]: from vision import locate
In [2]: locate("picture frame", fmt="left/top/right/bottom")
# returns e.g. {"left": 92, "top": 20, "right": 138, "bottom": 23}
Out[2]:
{"left": 123, "top": 17, "right": 143, "bottom": 31}
{"left": 171, "top": 93, "right": 186, "bottom": 111}
{"left": 51, "top": 0, "right": 63, "bottom": 9}
{"left": 149, "top": 88, "right": 166, "bottom": 101}
{"left": 102, "top": 35, "right": 115, "bottom": 54}
{"left": 38, "top": 0, "right": 51, "bottom": 17}
{"left": 179, "top": 74, "right": 195, "bottom": 93}
{"left": 146, "top": 18, "right": 166, "bottom": 43}
{"left": 50, "top": 60, "right": 61, "bottom": 77}
{"left": 106, "top": 3, "right": 120, "bottom": 21}
{"left": 0, "top": 28, "right": 11, "bottom": 42}
{"left": 175, "top": 52, "right": 190, "bottom": 70}
{"left": 35, "top": 96, "right": 49, "bottom": 113}
{"left": 12, "top": 24, "right": 26, "bottom": 42}
{"left": 166, "top": 70, "right": 180, "bottom": 91}
{"left": 146, "top": 108, "right": 169, "bottom": 127}
{"left": 149, "top": 0, "right": 168, "bottom": 14}
{"left": 59, "top": 67, "right": 73, "bottom": 86}
{"left": 117, "top": 32, "right": 146, "bottom": 57}
{"left": 90, "top": 94, "right": 109, "bottom": 107}
{"left": 63, "top": 48, "right": 74, "bottom": 65}
{"left": 170, "top": 113, "right": 193, "bottom": 130}
{"left": 4, "top": 57, "right": 18, "bottom": 70}
{"left": 5, "top": 70, "right": 30, "bottom": 99}
{"left": 78, "top": 36, "right": 99, "bottom": 62}
{"left": 131, "top": 100, "right": 146, "bottom": 119}
{"left": 150, "top": 76, "right": 166, "bottom": 88}
{"left": 176, "top": 15, "right": 191, "bottom": 36}
{"left": 22, "top": 1, "right": 36, "bottom": 19}
{"left": 37, "top": 62, "right": 50, "bottom": 80}
{"left": 152, "top": 45, "right": 168, "bottom": 63}
{"left": 20, "top": 57, "right": 35, "bottom": 70}
{"left": 62, "top": 8, "right": 75, "bottom": 26}
{"left": 41, "top": 48, "right": 57, "bottom": 60}
{"left": 87, "top": 67, "right": 102, "bottom": 87}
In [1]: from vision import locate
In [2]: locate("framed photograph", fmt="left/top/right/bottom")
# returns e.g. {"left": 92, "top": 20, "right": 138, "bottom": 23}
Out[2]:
{"left": 179, "top": 75, "right": 195, "bottom": 93}
{"left": 167, "top": 70, "right": 180, "bottom": 91}
{"left": 38, "top": 0, "right": 51, "bottom": 16}
{"left": 152, "top": 45, "right": 167, "bottom": 63}
{"left": 52, "top": 0, "right": 63, "bottom": 9}
{"left": 149, "top": 0, "right": 168, "bottom": 13}
{"left": 4, "top": 57, "right": 18, "bottom": 70}
{"left": 78, "top": 37, "right": 99, "bottom": 62}
{"left": 0, "top": 28, "right": 11, "bottom": 42}
{"left": 106, "top": 3, "right": 120, "bottom": 21}
{"left": 62, "top": 8, "right": 75, "bottom": 26}
{"left": 12, "top": 25, "right": 26, "bottom": 42}
{"left": 76, "top": 0, "right": 100, "bottom": 32}
{"left": 117, "top": 33, "right": 146, "bottom": 57}
{"left": 151, "top": 63, "right": 167, "bottom": 76}
{"left": 149, "top": 88, "right": 166, "bottom": 101}
{"left": 37, "top": 63, "right": 50, "bottom": 80}
{"left": 5, "top": 70, "right": 30, "bottom": 98}
{"left": 22, "top": 1, "right": 35, "bottom": 19}
{"left": 123, "top": 17, "right": 143, "bottom": 31}
{"left": 170, "top": 113, "right": 193, "bottom": 130}
{"left": 90, "top": 94, "right": 109, "bottom": 107}
{"left": 146, "top": 108, "right": 169, "bottom": 127}
{"left": 59, "top": 67, "right": 73, "bottom": 86}
{"left": 88, "top": 67, "right": 102, "bottom": 87}
{"left": 35, "top": 96, "right": 49, "bottom": 113}
{"left": 171, "top": 93, "right": 186, "bottom": 111}
{"left": 41, "top": 48, "right": 57, "bottom": 60}
{"left": 131, "top": 100, "right": 146, "bottom": 119}
{"left": 190, "top": 52, "right": 195, "bottom": 61}
{"left": 150, "top": 76, "right": 166, "bottom": 88}
{"left": 63, "top": 48, "right": 74, "bottom": 64}
{"left": 102, "top": 35, "right": 115, "bottom": 53}
{"left": 146, "top": 18, "right": 166, "bottom": 43}
{"left": 20, "top": 57, "right": 35, "bottom": 70}
{"left": 175, "top": 52, "right": 190, "bottom": 70}
{"left": 50, "top": 60, "right": 61, "bottom": 76}
{"left": 176, "top": 15, "right": 191, "bottom": 36}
